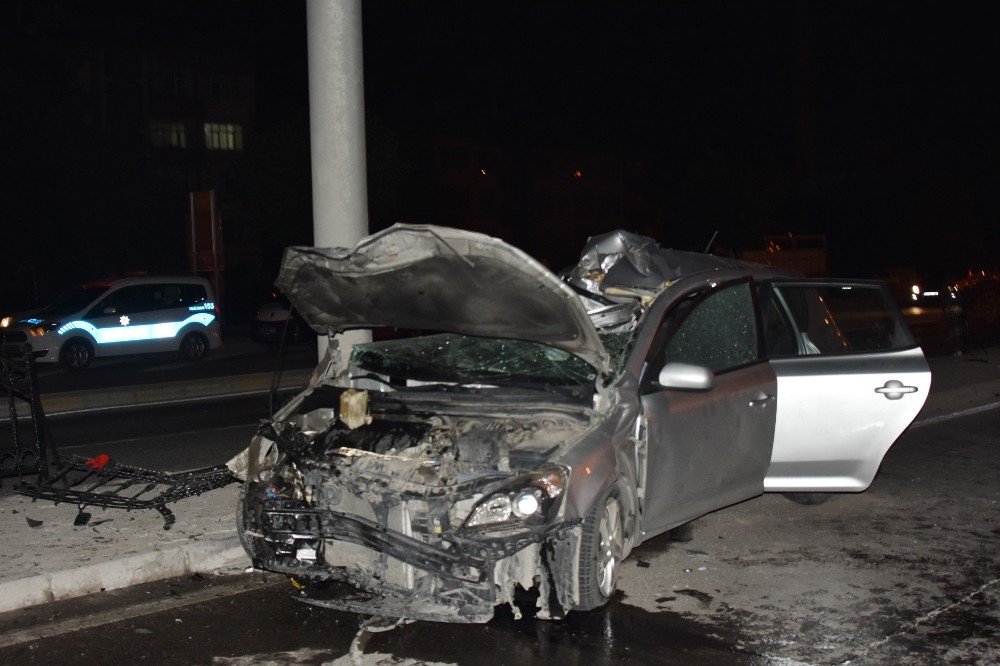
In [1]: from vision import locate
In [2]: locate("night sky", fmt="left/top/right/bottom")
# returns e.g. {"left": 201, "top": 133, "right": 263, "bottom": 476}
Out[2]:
{"left": 2, "top": 1, "right": 998, "bottom": 311}
{"left": 359, "top": 1, "right": 999, "bottom": 276}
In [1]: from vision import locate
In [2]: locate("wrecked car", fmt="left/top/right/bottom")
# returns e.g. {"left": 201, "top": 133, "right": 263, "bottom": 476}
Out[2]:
{"left": 231, "top": 225, "right": 930, "bottom": 623}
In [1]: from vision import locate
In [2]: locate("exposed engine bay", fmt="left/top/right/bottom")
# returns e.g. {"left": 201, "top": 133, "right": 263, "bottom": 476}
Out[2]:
{"left": 238, "top": 384, "right": 595, "bottom": 622}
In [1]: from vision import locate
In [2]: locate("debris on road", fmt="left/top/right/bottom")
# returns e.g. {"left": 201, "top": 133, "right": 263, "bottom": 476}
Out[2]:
{"left": 2, "top": 344, "right": 236, "bottom": 530}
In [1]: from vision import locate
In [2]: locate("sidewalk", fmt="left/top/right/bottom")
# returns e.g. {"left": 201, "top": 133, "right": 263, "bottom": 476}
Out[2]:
{"left": 0, "top": 347, "right": 998, "bottom": 614}
{"left": 0, "top": 365, "right": 314, "bottom": 614}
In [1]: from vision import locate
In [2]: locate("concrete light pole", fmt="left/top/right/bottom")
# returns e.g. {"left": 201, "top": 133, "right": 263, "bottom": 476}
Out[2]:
{"left": 306, "top": 0, "right": 371, "bottom": 361}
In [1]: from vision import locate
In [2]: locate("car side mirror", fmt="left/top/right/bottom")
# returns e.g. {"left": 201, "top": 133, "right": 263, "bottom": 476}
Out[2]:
{"left": 658, "top": 362, "right": 715, "bottom": 391}
{"left": 103, "top": 307, "right": 117, "bottom": 314}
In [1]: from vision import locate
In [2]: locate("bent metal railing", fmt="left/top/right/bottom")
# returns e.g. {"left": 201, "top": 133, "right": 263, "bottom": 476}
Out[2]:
{"left": 1, "top": 343, "right": 235, "bottom": 530}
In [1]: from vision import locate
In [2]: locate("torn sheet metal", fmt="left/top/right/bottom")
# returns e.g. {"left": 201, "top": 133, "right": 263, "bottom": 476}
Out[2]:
{"left": 565, "top": 229, "right": 784, "bottom": 295}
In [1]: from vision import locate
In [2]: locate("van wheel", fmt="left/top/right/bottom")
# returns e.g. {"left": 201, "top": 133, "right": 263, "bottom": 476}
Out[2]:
{"left": 180, "top": 332, "right": 208, "bottom": 362}
{"left": 60, "top": 339, "right": 93, "bottom": 370}
{"left": 576, "top": 485, "right": 624, "bottom": 611}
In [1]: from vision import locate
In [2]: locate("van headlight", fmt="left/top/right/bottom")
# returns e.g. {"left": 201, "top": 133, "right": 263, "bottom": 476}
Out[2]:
{"left": 463, "top": 466, "right": 567, "bottom": 528}
{"left": 0, "top": 316, "right": 10, "bottom": 328}
{"left": 27, "top": 322, "right": 59, "bottom": 337}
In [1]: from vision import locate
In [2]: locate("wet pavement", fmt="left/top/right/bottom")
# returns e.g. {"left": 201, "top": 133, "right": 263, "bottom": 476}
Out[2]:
{"left": 0, "top": 573, "right": 760, "bottom": 665}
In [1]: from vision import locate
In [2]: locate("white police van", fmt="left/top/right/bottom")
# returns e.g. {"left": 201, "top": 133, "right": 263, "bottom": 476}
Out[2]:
{"left": 0, "top": 276, "right": 222, "bottom": 369}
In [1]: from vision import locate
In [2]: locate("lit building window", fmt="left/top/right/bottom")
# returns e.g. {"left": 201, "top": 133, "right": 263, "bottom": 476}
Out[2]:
{"left": 203, "top": 123, "right": 244, "bottom": 151}
{"left": 150, "top": 121, "right": 187, "bottom": 148}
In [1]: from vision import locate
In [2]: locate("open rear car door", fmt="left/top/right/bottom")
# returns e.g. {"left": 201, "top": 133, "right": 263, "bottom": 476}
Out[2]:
{"left": 760, "top": 280, "right": 930, "bottom": 492}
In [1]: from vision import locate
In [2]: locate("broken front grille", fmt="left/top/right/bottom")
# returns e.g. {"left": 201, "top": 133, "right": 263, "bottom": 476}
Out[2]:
{"left": 19, "top": 456, "right": 235, "bottom": 530}
{"left": 262, "top": 498, "right": 486, "bottom": 583}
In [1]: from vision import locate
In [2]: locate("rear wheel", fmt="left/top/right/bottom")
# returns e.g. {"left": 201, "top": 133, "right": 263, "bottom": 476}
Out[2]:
{"left": 180, "top": 332, "right": 209, "bottom": 362}
{"left": 60, "top": 338, "right": 93, "bottom": 370}
{"left": 783, "top": 492, "right": 833, "bottom": 505}
{"left": 577, "top": 485, "right": 624, "bottom": 611}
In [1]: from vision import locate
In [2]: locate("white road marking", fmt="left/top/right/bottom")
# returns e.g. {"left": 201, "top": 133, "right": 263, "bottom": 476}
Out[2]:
{"left": 0, "top": 576, "right": 271, "bottom": 648}
{"left": 910, "top": 400, "right": 1000, "bottom": 429}
{"left": 845, "top": 577, "right": 1000, "bottom": 662}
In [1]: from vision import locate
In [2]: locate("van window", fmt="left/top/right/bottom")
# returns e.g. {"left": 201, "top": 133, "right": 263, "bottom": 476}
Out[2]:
{"left": 91, "top": 286, "right": 150, "bottom": 317}
{"left": 182, "top": 284, "right": 209, "bottom": 308}
{"left": 149, "top": 284, "right": 186, "bottom": 310}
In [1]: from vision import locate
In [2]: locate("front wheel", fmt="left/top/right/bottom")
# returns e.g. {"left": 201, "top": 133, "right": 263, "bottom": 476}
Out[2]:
{"left": 576, "top": 486, "right": 625, "bottom": 611}
{"left": 60, "top": 338, "right": 93, "bottom": 370}
{"left": 180, "top": 332, "right": 209, "bottom": 362}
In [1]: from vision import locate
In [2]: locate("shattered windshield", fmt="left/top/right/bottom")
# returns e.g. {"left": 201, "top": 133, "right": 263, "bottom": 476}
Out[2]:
{"left": 351, "top": 333, "right": 601, "bottom": 387}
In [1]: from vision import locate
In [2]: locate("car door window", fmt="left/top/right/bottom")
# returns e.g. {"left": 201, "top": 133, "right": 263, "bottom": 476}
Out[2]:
{"left": 762, "top": 297, "right": 798, "bottom": 356}
{"left": 646, "top": 282, "right": 760, "bottom": 384}
{"left": 88, "top": 285, "right": 150, "bottom": 317}
{"left": 769, "top": 284, "right": 914, "bottom": 356}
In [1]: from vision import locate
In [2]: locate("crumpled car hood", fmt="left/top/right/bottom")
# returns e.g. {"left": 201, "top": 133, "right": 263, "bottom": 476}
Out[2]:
{"left": 277, "top": 225, "right": 611, "bottom": 373}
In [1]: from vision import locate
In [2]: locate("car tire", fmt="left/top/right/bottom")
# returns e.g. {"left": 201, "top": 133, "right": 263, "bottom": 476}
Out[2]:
{"left": 576, "top": 484, "right": 625, "bottom": 611}
{"left": 668, "top": 521, "right": 695, "bottom": 542}
{"left": 180, "top": 332, "right": 209, "bottom": 362}
{"left": 782, "top": 492, "right": 833, "bottom": 505}
{"left": 59, "top": 338, "right": 93, "bottom": 370}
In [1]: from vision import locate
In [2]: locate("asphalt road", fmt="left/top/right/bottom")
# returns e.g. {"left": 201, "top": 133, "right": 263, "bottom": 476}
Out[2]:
{"left": 29, "top": 337, "right": 316, "bottom": 395}
{"left": 37, "top": 394, "right": 277, "bottom": 472}
{"left": 0, "top": 396, "right": 997, "bottom": 664}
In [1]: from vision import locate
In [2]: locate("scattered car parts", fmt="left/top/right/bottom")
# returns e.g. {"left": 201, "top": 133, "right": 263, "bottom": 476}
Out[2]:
{"left": 1, "top": 343, "right": 235, "bottom": 529}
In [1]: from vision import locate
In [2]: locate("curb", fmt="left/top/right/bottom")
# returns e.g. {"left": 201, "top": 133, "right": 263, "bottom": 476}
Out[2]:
{"left": 0, "top": 536, "right": 249, "bottom": 614}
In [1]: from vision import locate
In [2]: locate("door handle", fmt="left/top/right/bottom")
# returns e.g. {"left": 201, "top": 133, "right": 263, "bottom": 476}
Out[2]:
{"left": 875, "top": 380, "right": 919, "bottom": 400}
{"left": 748, "top": 393, "right": 774, "bottom": 407}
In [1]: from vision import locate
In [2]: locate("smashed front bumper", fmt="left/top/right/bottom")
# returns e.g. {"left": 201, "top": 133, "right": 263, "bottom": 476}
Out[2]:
{"left": 241, "top": 488, "right": 581, "bottom": 623}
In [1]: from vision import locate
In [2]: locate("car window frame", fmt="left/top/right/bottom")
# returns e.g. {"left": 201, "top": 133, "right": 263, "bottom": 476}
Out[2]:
{"left": 640, "top": 277, "right": 765, "bottom": 394}
{"left": 760, "top": 278, "right": 918, "bottom": 358}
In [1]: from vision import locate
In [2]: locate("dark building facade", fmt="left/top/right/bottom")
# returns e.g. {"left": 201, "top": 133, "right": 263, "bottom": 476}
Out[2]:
{"left": 1, "top": 1, "right": 262, "bottom": 320}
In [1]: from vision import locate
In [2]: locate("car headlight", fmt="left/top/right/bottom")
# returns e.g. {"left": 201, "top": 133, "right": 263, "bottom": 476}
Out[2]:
{"left": 463, "top": 465, "right": 568, "bottom": 529}
{"left": 27, "top": 322, "right": 59, "bottom": 337}
{"left": 0, "top": 316, "right": 10, "bottom": 328}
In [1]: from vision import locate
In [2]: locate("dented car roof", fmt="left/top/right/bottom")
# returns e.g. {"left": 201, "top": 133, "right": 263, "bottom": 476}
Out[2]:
{"left": 277, "top": 224, "right": 612, "bottom": 373}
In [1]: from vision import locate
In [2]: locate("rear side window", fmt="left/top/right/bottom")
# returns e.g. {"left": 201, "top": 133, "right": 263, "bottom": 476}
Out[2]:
{"left": 768, "top": 284, "right": 913, "bottom": 355}
{"left": 149, "top": 284, "right": 186, "bottom": 310}
{"left": 183, "top": 284, "right": 209, "bottom": 308}
{"left": 147, "top": 283, "right": 208, "bottom": 310}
